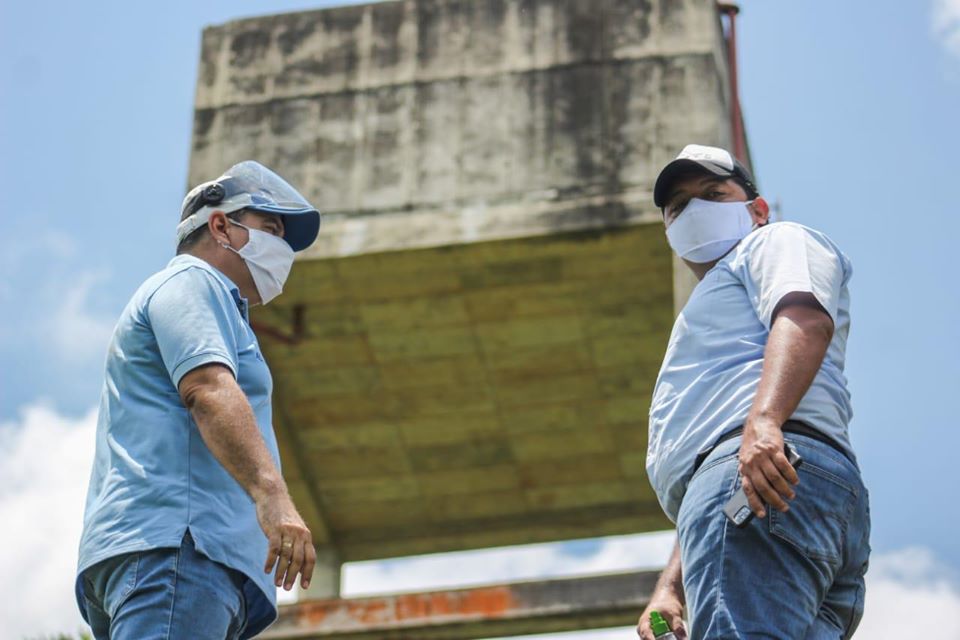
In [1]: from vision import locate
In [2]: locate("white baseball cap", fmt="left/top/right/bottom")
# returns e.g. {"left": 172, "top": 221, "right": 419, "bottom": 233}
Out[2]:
{"left": 654, "top": 144, "right": 758, "bottom": 209}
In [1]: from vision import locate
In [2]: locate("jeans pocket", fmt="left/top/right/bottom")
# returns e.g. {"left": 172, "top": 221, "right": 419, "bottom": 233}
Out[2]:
{"left": 769, "top": 462, "right": 856, "bottom": 569}
{"left": 104, "top": 553, "right": 141, "bottom": 618}
{"left": 690, "top": 450, "right": 739, "bottom": 484}
{"left": 82, "top": 590, "right": 107, "bottom": 617}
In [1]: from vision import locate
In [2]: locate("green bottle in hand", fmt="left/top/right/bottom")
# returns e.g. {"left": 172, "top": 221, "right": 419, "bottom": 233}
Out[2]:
{"left": 649, "top": 610, "right": 679, "bottom": 640}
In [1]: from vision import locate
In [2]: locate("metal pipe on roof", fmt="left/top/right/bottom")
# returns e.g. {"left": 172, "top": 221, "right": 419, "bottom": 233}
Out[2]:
{"left": 717, "top": 2, "right": 747, "bottom": 164}
{"left": 250, "top": 305, "right": 307, "bottom": 345}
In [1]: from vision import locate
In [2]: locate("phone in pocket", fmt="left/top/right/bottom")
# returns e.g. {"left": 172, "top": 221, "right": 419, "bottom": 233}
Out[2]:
{"left": 723, "top": 442, "right": 803, "bottom": 528}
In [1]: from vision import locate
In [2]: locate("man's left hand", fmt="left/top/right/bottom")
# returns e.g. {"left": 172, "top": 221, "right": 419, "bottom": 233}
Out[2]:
{"left": 738, "top": 417, "right": 799, "bottom": 519}
{"left": 257, "top": 492, "right": 316, "bottom": 591}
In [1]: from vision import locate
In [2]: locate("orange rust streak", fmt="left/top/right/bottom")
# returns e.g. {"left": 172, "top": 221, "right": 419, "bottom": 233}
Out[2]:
{"left": 292, "top": 586, "right": 519, "bottom": 628}
{"left": 395, "top": 587, "right": 516, "bottom": 619}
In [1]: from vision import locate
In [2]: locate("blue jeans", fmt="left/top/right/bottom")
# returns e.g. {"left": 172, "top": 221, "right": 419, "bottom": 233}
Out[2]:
{"left": 677, "top": 433, "right": 871, "bottom": 639}
{"left": 80, "top": 531, "right": 249, "bottom": 640}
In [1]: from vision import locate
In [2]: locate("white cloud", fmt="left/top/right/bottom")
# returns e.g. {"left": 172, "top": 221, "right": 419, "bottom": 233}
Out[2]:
{"left": 43, "top": 270, "right": 116, "bottom": 363}
{"left": 0, "top": 404, "right": 97, "bottom": 639}
{"left": 0, "top": 260, "right": 114, "bottom": 366}
{"left": 3, "top": 402, "right": 959, "bottom": 639}
{"left": 857, "top": 547, "right": 960, "bottom": 638}
{"left": 342, "top": 531, "right": 677, "bottom": 597}
{"left": 933, "top": 0, "right": 960, "bottom": 56}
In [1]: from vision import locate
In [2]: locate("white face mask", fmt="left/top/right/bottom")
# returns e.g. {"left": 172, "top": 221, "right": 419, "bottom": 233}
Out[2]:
{"left": 665, "top": 198, "right": 755, "bottom": 264}
{"left": 222, "top": 220, "right": 294, "bottom": 305}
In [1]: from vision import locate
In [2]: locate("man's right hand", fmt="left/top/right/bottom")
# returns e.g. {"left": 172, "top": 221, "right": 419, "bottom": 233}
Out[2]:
{"left": 740, "top": 416, "right": 799, "bottom": 519}
{"left": 636, "top": 593, "right": 688, "bottom": 640}
{"left": 256, "top": 492, "right": 316, "bottom": 591}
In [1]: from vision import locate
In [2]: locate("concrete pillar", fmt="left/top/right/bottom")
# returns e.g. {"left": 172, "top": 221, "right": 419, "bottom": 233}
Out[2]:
{"left": 672, "top": 254, "right": 699, "bottom": 315}
{"left": 298, "top": 546, "right": 342, "bottom": 600}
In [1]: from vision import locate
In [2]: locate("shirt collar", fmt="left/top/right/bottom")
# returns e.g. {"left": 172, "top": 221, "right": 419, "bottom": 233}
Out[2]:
{"left": 167, "top": 254, "right": 250, "bottom": 322}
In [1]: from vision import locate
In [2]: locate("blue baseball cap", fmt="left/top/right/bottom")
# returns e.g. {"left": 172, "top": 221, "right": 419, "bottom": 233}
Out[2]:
{"left": 177, "top": 161, "right": 321, "bottom": 251}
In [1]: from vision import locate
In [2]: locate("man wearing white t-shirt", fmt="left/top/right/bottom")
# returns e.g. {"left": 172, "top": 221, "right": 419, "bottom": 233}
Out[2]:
{"left": 635, "top": 145, "right": 870, "bottom": 639}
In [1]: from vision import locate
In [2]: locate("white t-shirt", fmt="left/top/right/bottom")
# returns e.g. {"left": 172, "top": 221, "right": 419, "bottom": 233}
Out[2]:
{"left": 647, "top": 222, "right": 855, "bottom": 522}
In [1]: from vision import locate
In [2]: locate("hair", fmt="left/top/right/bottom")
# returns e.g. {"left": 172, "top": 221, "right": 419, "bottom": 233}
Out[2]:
{"left": 176, "top": 209, "right": 247, "bottom": 255}
{"left": 733, "top": 176, "right": 760, "bottom": 200}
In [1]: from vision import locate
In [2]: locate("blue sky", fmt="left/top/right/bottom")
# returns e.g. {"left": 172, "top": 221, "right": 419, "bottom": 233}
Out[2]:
{"left": 2, "top": 0, "right": 959, "bottom": 637}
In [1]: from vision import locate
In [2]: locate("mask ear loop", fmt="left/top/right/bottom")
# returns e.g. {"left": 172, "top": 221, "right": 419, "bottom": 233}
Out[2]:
{"left": 744, "top": 199, "right": 770, "bottom": 230}
{"left": 220, "top": 218, "right": 265, "bottom": 254}
{"left": 218, "top": 217, "right": 245, "bottom": 253}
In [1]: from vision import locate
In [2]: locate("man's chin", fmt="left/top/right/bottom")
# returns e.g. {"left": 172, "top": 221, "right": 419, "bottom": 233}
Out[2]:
{"left": 682, "top": 257, "right": 720, "bottom": 273}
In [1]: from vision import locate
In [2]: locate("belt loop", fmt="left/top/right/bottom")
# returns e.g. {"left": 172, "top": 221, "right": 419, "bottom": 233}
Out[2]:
{"left": 692, "top": 426, "right": 744, "bottom": 474}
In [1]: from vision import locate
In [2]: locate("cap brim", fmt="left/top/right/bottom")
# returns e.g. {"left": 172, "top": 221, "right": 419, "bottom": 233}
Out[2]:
{"left": 653, "top": 159, "right": 736, "bottom": 209}
{"left": 249, "top": 206, "right": 321, "bottom": 252}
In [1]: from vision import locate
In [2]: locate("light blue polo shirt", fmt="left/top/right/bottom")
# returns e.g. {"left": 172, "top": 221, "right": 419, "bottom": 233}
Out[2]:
{"left": 76, "top": 254, "right": 279, "bottom": 638}
{"left": 647, "top": 222, "right": 855, "bottom": 523}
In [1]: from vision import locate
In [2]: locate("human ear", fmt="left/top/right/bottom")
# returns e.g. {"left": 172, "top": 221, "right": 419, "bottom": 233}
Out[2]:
{"left": 749, "top": 197, "right": 770, "bottom": 226}
{"left": 208, "top": 211, "right": 231, "bottom": 246}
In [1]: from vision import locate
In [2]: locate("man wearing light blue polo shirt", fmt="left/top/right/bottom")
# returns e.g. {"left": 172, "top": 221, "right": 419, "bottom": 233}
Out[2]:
{"left": 635, "top": 146, "right": 870, "bottom": 640}
{"left": 76, "top": 161, "right": 321, "bottom": 639}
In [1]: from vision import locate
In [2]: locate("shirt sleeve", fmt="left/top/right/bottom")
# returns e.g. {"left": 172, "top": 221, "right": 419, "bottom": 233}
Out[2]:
{"left": 147, "top": 267, "right": 240, "bottom": 389}
{"left": 738, "top": 223, "right": 846, "bottom": 330}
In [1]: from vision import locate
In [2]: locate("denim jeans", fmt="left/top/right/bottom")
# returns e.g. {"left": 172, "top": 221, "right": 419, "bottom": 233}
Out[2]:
{"left": 80, "top": 531, "right": 249, "bottom": 640}
{"left": 677, "top": 433, "right": 871, "bottom": 639}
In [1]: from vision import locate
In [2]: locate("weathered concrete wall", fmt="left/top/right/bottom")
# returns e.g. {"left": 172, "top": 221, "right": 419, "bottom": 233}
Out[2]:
{"left": 189, "top": 0, "right": 734, "bottom": 258}
{"left": 186, "top": 1, "right": 744, "bottom": 597}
